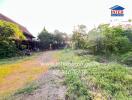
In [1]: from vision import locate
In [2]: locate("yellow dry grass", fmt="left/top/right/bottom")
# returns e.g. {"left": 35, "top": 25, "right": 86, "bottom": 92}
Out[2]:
{"left": 0, "top": 59, "right": 48, "bottom": 97}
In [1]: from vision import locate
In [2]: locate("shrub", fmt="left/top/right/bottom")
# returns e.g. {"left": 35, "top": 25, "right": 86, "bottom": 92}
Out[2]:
{"left": 0, "top": 39, "right": 18, "bottom": 58}
{"left": 121, "top": 52, "right": 132, "bottom": 66}
{"left": 0, "top": 20, "right": 25, "bottom": 58}
{"left": 72, "top": 24, "right": 132, "bottom": 55}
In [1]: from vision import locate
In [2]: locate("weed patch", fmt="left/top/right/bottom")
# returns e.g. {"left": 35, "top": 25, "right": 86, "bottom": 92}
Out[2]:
{"left": 55, "top": 49, "right": 132, "bottom": 99}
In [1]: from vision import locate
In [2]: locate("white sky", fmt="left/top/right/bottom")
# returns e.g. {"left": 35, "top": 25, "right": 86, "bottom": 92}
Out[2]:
{"left": 0, "top": 0, "right": 132, "bottom": 37}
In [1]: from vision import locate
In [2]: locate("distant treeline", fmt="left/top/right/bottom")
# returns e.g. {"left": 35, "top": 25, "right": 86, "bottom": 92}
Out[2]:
{"left": 0, "top": 20, "right": 69, "bottom": 58}
{"left": 72, "top": 24, "right": 132, "bottom": 65}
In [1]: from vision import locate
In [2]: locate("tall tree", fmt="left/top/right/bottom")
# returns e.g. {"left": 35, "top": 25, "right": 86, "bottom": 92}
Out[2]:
{"left": 38, "top": 27, "right": 54, "bottom": 50}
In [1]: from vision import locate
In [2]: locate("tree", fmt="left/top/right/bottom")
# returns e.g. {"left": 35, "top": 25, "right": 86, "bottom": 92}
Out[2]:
{"left": 86, "top": 24, "right": 131, "bottom": 54}
{"left": 53, "top": 29, "right": 68, "bottom": 49}
{"left": 124, "top": 29, "right": 132, "bottom": 43}
{"left": 87, "top": 28, "right": 104, "bottom": 54}
{"left": 38, "top": 27, "right": 54, "bottom": 50}
{"left": 38, "top": 28, "right": 68, "bottom": 50}
{"left": 72, "top": 25, "right": 87, "bottom": 49}
{"left": 0, "top": 20, "right": 25, "bottom": 58}
{"left": 72, "top": 23, "right": 132, "bottom": 55}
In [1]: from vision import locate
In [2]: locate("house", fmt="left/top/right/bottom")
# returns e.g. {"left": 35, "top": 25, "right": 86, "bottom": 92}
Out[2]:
{"left": 0, "top": 13, "right": 35, "bottom": 40}
{"left": 110, "top": 5, "right": 125, "bottom": 16}
{"left": 0, "top": 13, "right": 37, "bottom": 50}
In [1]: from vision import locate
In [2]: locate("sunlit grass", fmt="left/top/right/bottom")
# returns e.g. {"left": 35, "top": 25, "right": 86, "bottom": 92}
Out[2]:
{"left": 0, "top": 53, "right": 48, "bottom": 99}
{"left": 0, "top": 64, "right": 21, "bottom": 83}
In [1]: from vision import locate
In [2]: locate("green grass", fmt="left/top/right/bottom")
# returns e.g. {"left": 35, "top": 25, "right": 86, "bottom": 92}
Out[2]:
{"left": 55, "top": 49, "right": 132, "bottom": 100}
{"left": 0, "top": 52, "right": 42, "bottom": 65}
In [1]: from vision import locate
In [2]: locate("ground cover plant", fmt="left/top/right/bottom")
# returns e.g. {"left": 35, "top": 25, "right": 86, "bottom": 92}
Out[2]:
{"left": 55, "top": 49, "right": 132, "bottom": 100}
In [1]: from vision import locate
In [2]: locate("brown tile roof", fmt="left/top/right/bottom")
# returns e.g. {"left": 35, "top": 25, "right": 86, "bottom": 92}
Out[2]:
{"left": 0, "top": 13, "right": 35, "bottom": 38}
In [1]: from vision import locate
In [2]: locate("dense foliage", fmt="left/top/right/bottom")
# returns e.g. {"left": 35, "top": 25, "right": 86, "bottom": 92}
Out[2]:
{"left": 72, "top": 24, "right": 132, "bottom": 55}
{"left": 72, "top": 24, "right": 132, "bottom": 66}
{"left": 121, "top": 52, "right": 132, "bottom": 66}
{"left": 38, "top": 28, "right": 67, "bottom": 50}
{"left": 38, "top": 28, "right": 55, "bottom": 50}
{"left": 0, "top": 20, "right": 25, "bottom": 58}
{"left": 72, "top": 25, "right": 87, "bottom": 49}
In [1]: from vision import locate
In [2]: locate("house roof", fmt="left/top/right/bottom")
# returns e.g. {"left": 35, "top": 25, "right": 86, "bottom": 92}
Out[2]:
{"left": 110, "top": 5, "right": 125, "bottom": 10}
{"left": 0, "top": 13, "right": 35, "bottom": 38}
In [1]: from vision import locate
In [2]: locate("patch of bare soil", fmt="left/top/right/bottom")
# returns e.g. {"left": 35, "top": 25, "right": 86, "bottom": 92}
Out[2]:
{"left": 14, "top": 70, "right": 66, "bottom": 100}
{"left": 13, "top": 51, "right": 67, "bottom": 100}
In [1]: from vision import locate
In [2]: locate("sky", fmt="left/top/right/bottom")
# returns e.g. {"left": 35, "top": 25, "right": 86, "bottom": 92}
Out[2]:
{"left": 0, "top": 0, "right": 132, "bottom": 37}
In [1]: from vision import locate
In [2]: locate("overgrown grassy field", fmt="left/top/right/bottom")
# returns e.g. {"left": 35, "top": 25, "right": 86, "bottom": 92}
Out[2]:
{"left": 1, "top": 50, "right": 132, "bottom": 100}
{"left": 55, "top": 49, "right": 132, "bottom": 100}
{"left": 0, "top": 52, "right": 47, "bottom": 99}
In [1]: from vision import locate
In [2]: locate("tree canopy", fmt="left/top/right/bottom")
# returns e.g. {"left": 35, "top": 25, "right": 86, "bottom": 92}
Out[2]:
{"left": 0, "top": 20, "right": 25, "bottom": 40}
{"left": 0, "top": 20, "right": 25, "bottom": 58}
{"left": 72, "top": 24, "right": 132, "bottom": 54}
{"left": 38, "top": 27, "right": 68, "bottom": 50}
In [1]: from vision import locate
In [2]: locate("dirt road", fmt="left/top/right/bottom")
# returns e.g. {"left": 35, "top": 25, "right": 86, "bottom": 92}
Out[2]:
{"left": 13, "top": 51, "right": 66, "bottom": 100}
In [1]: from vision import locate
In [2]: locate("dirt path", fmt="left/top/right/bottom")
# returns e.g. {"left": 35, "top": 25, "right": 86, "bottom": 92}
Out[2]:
{"left": 13, "top": 51, "right": 66, "bottom": 100}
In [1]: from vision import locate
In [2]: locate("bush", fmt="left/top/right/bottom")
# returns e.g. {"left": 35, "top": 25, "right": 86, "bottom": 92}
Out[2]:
{"left": 0, "top": 40, "right": 18, "bottom": 58}
{"left": 72, "top": 24, "right": 132, "bottom": 55}
{"left": 121, "top": 52, "right": 132, "bottom": 66}
{"left": 0, "top": 20, "right": 25, "bottom": 58}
